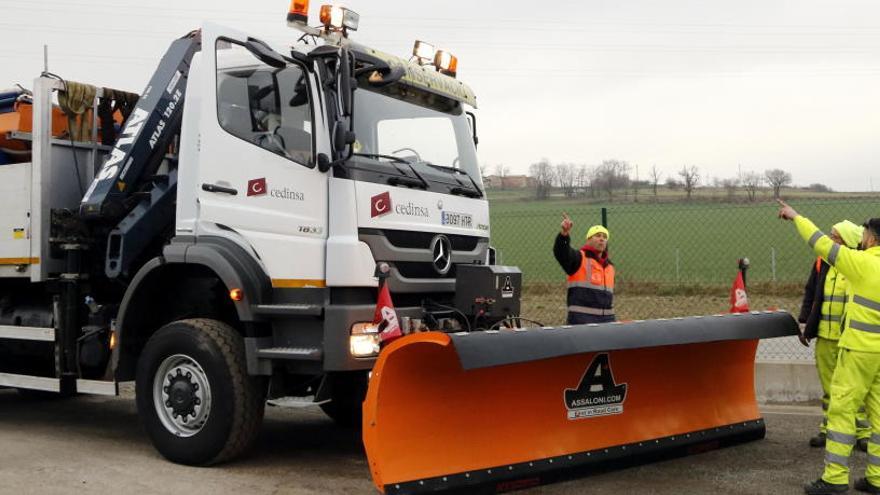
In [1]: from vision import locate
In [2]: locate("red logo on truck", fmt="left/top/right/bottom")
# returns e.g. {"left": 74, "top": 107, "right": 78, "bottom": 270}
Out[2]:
{"left": 371, "top": 191, "right": 392, "bottom": 218}
{"left": 247, "top": 178, "right": 267, "bottom": 196}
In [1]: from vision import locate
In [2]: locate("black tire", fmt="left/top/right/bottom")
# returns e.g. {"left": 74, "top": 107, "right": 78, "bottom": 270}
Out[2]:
{"left": 135, "top": 318, "right": 265, "bottom": 465}
{"left": 319, "top": 371, "right": 368, "bottom": 428}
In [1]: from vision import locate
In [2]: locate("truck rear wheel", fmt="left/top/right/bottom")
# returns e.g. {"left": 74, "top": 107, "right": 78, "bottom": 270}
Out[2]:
{"left": 135, "top": 318, "right": 265, "bottom": 465}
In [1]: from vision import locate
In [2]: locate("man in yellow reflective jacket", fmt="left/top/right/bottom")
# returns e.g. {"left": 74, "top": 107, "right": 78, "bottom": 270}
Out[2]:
{"left": 798, "top": 220, "right": 869, "bottom": 450}
{"left": 777, "top": 200, "right": 880, "bottom": 495}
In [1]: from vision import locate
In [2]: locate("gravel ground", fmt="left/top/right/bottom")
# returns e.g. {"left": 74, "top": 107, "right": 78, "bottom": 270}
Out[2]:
{"left": 0, "top": 388, "right": 857, "bottom": 495}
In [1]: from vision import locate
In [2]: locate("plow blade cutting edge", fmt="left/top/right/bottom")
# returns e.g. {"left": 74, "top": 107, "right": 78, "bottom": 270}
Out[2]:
{"left": 363, "top": 311, "right": 798, "bottom": 494}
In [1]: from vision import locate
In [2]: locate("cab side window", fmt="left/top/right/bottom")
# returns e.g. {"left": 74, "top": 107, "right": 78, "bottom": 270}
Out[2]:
{"left": 216, "top": 40, "right": 314, "bottom": 167}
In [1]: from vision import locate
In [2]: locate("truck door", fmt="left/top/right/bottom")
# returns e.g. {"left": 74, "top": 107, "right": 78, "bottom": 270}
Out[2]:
{"left": 196, "top": 24, "right": 329, "bottom": 288}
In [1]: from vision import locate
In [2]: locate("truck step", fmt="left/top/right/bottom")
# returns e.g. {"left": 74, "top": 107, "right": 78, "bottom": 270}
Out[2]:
{"left": 76, "top": 379, "right": 118, "bottom": 396}
{"left": 0, "top": 372, "right": 60, "bottom": 392}
{"left": 0, "top": 325, "right": 55, "bottom": 342}
{"left": 253, "top": 304, "right": 323, "bottom": 317}
{"left": 256, "top": 347, "right": 323, "bottom": 361}
{"left": 266, "top": 395, "right": 329, "bottom": 409}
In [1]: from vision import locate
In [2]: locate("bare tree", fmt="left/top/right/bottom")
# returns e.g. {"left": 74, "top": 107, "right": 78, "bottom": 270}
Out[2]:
{"left": 555, "top": 163, "right": 577, "bottom": 198}
{"left": 632, "top": 164, "right": 640, "bottom": 202}
{"left": 529, "top": 159, "right": 555, "bottom": 200}
{"left": 587, "top": 166, "right": 600, "bottom": 198}
{"left": 741, "top": 172, "right": 762, "bottom": 202}
{"left": 765, "top": 169, "right": 792, "bottom": 198}
{"left": 720, "top": 177, "right": 740, "bottom": 201}
{"left": 595, "top": 159, "right": 630, "bottom": 201}
{"left": 575, "top": 164, "right": 589, "bottom": 194}
{"left": 678, "top": 165, "right": 700, "bottom": 201}
{"left": 650, "top": 165, "right": 662, "bottom": 198}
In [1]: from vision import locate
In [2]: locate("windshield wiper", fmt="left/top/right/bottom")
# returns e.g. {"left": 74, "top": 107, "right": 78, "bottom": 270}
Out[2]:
{"left": 353, "top": 153, "right": 430, "bottom": 190}
{"left": 450, "top": 186, "right": 482, "bottom": 198}
{"left": 352, "top": 152, "right": 411, "bottom": 164}
{"left": 423, "top": 161, "right": 484, "bottom": 198}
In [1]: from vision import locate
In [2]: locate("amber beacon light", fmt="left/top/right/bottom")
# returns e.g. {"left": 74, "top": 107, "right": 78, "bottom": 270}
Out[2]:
{"left": 287, "top": 0, "right": 309, "bottom": 24}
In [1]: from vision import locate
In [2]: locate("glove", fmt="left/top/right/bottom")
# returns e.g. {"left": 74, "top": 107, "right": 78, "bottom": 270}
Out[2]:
{"left": 797, "top": 323, "right": 811, "bottom": 347}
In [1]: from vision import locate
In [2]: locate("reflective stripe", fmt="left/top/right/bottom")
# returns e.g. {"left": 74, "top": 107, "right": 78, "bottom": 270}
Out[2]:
{"left": 854, "top": 295, "right": 880, "bottom": 313}
{"left": 869, "top": 454, "right": 880, "bottom": 466}
{"left": 809, "top": 231, "right": 825, "bottom": 247}
{"left": 825, "top": 451, "right": 850, "bottom": 466}
{"left": 871, "top": 433, "right": 880, "bottom": 444}
{"left": 851, "top": 320, "right": 880, "bottom": 334}
{"left": 828, "top": 244, "right": 841, "bottom": 265}
{"left": 827, "top": 430, "right": 857, "bottom": 445}
{"left": 858, "top": 420, "right": 871, "bottom": 429}
{"left": 824, "top": 295, "right": 848, "bottom": 303}
{"left": 567, "top": 281, "right": 614, "bottom": 293}
{"left": 568, "top": 305, "right": 615, "bottom": 316}
{"left": 820, "top": 314, "right": 842, "bottom": 322}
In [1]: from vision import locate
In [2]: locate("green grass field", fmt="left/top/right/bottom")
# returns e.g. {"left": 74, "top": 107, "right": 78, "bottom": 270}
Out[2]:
{"left": 489, "top": 195, "right": 880, "bottom": 290}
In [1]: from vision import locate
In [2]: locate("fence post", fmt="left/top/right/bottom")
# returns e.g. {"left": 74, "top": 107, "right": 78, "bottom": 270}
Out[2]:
{"left": 771, "top": 247, "right": 777, "bottom": 282}
{"left": 601, "top": 207, "right": 608, "bottom": 228}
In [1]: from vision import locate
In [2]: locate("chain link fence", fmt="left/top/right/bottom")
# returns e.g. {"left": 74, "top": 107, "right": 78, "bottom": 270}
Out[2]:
{"left": 489, "top": 196, "right": 880, "bottom": 361}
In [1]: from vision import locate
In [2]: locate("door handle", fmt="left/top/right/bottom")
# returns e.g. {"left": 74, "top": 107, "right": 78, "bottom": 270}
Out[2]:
{"left": 201, "top": 183, "right": 238, "bottom": 195}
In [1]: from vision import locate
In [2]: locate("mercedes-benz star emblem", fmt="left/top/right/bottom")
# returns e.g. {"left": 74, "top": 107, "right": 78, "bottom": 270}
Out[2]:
{"left": 430, "top": 235, "right": 453, "bottom": 275}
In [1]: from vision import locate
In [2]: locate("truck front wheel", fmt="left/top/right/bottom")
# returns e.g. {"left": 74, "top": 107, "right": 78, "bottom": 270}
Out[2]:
{"left": 135, "top": 319, "right": 265, "bottom": 465}
{"left": 319, "top": 371, "right": 369, "bottom": 428}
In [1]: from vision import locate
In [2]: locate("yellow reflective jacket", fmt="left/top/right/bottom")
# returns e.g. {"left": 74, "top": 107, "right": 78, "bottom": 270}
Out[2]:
{"left": 796, "top": 216, "right": 880, "bottom": 352}
{"left": 819, "top": 261, "right": 848, "bottom": 340}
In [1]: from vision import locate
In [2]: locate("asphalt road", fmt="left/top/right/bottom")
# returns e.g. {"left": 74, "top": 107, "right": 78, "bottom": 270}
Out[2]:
{"left": 0, "top": 388, "right": 861, "bottom": 495}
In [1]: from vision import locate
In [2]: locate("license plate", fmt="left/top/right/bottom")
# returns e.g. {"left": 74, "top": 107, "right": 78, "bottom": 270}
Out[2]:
{"left": 442, "top": 211, "right": 473, "bottom": 228}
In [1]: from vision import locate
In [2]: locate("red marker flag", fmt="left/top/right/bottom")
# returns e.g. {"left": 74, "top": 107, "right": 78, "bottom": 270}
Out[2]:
{"left": 729, "top": 271, "right": 750, "bottom": 313}
{"left": 374, "top": 281, "right": 403, "bottom": 346}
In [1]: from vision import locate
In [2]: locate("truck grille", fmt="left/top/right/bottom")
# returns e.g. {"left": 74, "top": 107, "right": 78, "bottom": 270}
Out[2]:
{"left": 381, "top": 229, "right": 481, "bottom": 251}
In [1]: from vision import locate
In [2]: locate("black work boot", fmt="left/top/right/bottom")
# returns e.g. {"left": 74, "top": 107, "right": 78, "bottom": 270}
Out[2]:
{"left": 854, "top": 478, "right": 880, "bottom": 493}
{"left": 804, "top": 478, "right": 849, "bottom": 494}
{"left": 858, "top": 439, "right": 869, "bottom": 453}
{"left": 810, "top": 432, "right": 828, "bottom": 448}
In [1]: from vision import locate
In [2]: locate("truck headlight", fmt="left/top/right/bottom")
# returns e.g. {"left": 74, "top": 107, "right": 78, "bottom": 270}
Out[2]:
{"left": 350, "top": 322, "right": 380, "bottom": 358}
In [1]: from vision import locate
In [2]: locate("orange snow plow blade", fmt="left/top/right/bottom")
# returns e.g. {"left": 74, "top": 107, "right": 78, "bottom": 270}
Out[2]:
{"left": 363, "top": 311, "right": 798, "bottom": 494}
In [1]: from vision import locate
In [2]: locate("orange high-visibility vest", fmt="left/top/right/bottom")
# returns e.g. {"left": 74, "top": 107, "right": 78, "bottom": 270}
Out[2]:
{"left": 566, "top": 251, "right": 615, "bottom": 317}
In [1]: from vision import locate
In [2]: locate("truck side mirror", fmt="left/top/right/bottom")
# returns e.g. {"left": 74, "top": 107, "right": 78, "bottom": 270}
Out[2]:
{"left": 244, "top": 38, "right": 286, "bottom": 68}
{"left": 334, "top": 124, "right": 355, "bottom": 152}
{"left": 339, "top": 47, "right": 353, "bottom": 117}
{"left": 317, "top": 153, "right": 332, "bottom": 172}
{"left": 466, "top": 111, "right": 479, "bottom": 148}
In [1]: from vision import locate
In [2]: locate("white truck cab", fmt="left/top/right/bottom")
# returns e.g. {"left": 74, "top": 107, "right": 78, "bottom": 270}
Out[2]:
{"left": 0, "top": 7, "right": 520, "bottom": 466}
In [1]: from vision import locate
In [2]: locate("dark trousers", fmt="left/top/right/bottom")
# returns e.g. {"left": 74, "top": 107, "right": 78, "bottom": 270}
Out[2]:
{"left": 567, "top": 312, "right": 616, "bottom": 325}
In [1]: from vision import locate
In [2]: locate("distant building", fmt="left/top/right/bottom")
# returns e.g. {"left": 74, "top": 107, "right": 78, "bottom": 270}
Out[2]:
{"left": 485, "top": 174, "right": 536, "bottom": 189}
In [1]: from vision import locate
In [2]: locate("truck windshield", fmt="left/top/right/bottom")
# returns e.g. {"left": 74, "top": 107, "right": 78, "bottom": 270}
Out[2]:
{"left": 350, "top": 84, "right": 481, "bottom": 188}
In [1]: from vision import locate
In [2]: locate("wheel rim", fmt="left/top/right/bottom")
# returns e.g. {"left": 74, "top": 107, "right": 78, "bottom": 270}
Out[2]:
{"left": 153, "top": 354, "right": 212, "bottom": 438}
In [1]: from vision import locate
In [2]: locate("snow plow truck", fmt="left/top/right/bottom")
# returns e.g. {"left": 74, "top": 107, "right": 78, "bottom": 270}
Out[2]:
{"left": 0, "top": 1, "right": 797, "bottom": 493}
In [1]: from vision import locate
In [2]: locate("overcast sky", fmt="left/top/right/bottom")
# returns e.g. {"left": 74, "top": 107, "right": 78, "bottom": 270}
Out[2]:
{"left": 2, "top": 0, "right": 878, "bottom": 191}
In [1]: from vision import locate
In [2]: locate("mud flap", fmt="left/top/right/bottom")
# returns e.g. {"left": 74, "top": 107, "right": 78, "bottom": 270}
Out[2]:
{"left": 362, "top": 311, "right": 798, "bottom": 494}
